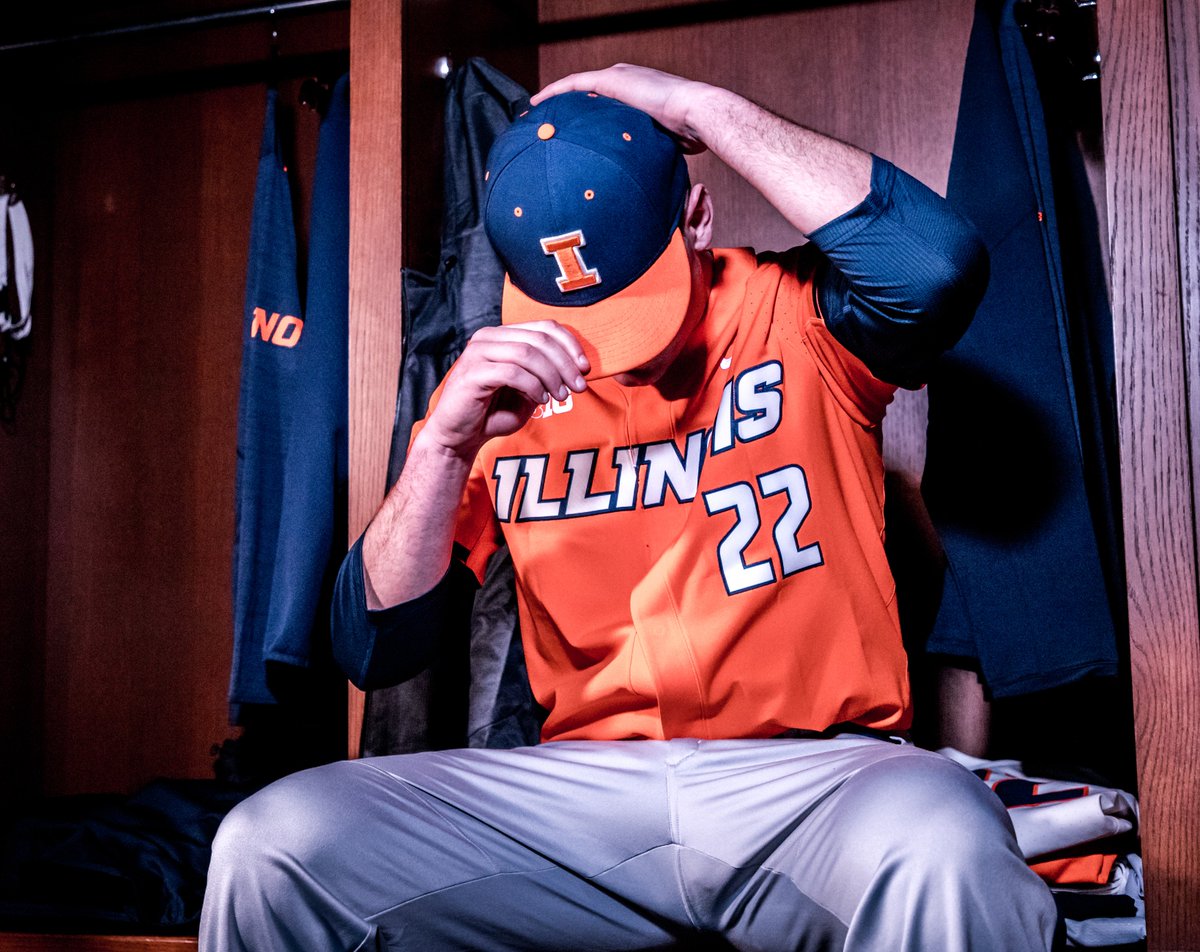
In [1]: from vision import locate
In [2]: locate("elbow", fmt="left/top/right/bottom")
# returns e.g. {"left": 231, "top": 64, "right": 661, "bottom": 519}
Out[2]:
{"left": 329, "top": 549, "right": 439, "bottom": 691}
{"left": 337, "top": 637, "right": 434, "bottom": 692}
{"left": 837, "top": 229, "right": 989, "bottom": 389}
{"left": 330, "top": 553, "right": 470, "bottom": 691}
{"left": 923, "top": 218, "right": 989, "bottom": 351}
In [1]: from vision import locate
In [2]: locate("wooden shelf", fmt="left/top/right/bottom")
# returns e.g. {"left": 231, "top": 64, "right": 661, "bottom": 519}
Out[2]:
{"left": 0, "top": 937, "right": 197, "bottom": 952}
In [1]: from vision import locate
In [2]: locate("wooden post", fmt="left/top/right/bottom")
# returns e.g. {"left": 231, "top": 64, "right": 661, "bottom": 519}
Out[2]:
{"left": 1099, "top": 0, "right": 1200, "bottom": 946}
{"left": 348, "top": 0, "right": 404, "bottom": 759}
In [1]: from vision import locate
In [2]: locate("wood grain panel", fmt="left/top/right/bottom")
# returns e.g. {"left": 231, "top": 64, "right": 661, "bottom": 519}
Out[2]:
{"left": 348, "top": 0, "right": 405, "bottom": 757}
{"left": 541, "top": 0, "right": 729, "bottom": 24}
{"left": 1168, "top": 0, "right": 1200, "bottom": 550}
{"left": 31, "top": 19, "right": 342, "bottom": 793}
{"left": 43, "top": 92, "right": 237, "bottom": 795}
{"left": 1099, "top": 0, "right": 1200, "bottom": 947}
{"left": 539, "top": 0, "right": 970, "bottom": 489}
{"left": 39, "top": 80, "right": 320, "bottom": 795}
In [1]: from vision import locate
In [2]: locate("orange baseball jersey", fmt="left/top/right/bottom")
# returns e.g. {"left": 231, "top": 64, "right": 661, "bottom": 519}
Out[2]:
{"left": 421, "top": 246, "right": 910, "bottom": 742}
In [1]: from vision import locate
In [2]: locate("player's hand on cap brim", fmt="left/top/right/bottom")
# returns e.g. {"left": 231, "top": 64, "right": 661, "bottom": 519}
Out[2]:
{"left": 423, "top": 322, "right": 591, "bottom": 459}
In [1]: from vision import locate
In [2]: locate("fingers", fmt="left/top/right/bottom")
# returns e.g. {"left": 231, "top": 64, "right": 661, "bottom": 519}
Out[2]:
{"left": 506, "top": 320, "right": 592, "bottom": 376}
{"left": 530, "top": 69, "right": 607, "bottom": 105}
{"left": 423, "top": 322, "right": 592, "bottom": 457}
{"left": 471, "top": 321, "right": 589, "bottom": 388}
{"left": 532, "top": 64, "right": 668, "bottom": 111}
{"left": 466, "top": 359, "right": 563, "bottom": 409}
{"left": 451, "top": 324, "right": 590, "bottom": 415}
{"left": 531, "top": 65, "right": 707, "bottom": 154}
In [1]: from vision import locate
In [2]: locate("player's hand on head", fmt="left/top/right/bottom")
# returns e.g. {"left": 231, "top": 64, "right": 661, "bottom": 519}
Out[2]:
{"left": 422, "top": 321, "right": 590, "bottom": 458}
{"left": 532, "top": 64, "right": 710, "bottom": 154}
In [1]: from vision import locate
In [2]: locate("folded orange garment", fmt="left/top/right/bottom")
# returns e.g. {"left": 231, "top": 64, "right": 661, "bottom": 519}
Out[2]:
{"left": 1030, "top": 852, "right": 1117, "bottom": 885}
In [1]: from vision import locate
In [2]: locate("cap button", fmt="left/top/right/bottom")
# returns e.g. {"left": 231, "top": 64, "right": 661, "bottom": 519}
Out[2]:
{"left": 537, "top": 122, "right": 556, "bottom": 140}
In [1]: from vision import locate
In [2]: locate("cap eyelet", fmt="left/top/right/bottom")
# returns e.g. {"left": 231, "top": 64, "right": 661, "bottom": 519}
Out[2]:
{"left": 584, "top": 189, "right": 595, "bottom": 200}
{"left": 622, "top": 132, "right": 632, "bottom": 141}
{"left": 514, "top": 207, "right": 523, "bottom": 217}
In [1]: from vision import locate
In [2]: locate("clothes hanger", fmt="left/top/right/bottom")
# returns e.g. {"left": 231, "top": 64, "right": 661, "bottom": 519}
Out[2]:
{"left": 1014, "top": 0, "right": 1101, "bottom": 84}
{"left": 268, "top": 6, "right": 281, "bottom": 89}
{"left": 298, "top": 76, "right": 331, "bottom": 115}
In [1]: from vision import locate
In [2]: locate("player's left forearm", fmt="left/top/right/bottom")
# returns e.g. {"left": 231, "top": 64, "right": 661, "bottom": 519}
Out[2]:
{"left": 680, "top": 83, "right": 872, "bottom": 235}
{"left": 533, "top": 65, "right": 871, "bottom": 234}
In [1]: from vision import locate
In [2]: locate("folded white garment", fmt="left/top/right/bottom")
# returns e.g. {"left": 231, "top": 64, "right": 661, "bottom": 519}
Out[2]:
{"left": 0, "top": 193, "right": 34, "bottom": 340}
{"left": 937, "top": 748, "right": 1139, "bottom": 860}
{"left": 1065, "top": 912, "right": 1145, "bottom": 948}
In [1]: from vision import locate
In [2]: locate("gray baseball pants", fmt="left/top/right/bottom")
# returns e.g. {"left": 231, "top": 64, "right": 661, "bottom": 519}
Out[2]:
{"left": 200, "top": 735, "right": 1057, "bottom": 950}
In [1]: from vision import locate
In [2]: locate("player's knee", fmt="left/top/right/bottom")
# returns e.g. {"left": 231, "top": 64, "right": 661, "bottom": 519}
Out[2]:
{"left": 208, "top": 762, "right": 352, "bottom": 893}
{"left": 856, "top": 751, "right": 1018, "bottom": 874}
{"left": 915, "top": 769, "right": 1021, "bottom": 885}
{"left": 208, "top": 786, "right": 288, "bottom": 893}
{"left": 881, "top": 753, "right": 1057, "bottom": 945}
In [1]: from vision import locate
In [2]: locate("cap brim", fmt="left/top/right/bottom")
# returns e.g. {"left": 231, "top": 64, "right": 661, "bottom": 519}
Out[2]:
{"left": 501, "top": 228, "right": 692, "bottom": 379}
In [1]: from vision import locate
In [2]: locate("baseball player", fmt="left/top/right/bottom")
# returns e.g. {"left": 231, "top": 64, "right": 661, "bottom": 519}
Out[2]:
{"left": 201, "top": 65, "right": 1058, "bottom": 950}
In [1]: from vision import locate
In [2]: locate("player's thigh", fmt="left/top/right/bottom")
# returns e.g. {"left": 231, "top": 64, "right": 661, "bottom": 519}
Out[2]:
{"left": 754, "top": 745, "right": 1024, "bottom": 922}
{"left": 211, "top": 750, "right": 687, "bottom": 951}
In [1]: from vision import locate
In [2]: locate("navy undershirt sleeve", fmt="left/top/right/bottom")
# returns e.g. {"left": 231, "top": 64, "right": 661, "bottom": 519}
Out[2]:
{"left": 331, "top": 534, "right": 474, "bottom": 690}
{"left": 807, "top": 154, "right": 989, "bottom": 389}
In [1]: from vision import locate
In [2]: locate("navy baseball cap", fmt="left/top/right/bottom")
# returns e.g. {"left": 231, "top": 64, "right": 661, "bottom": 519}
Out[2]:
{"left": 483, "top": 91, "right": 692, "bottom": 378}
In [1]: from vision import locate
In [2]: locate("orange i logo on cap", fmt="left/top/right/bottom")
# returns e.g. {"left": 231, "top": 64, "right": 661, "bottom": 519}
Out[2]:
{"left": 540, "top": 230, "right": 601, "bottom": 293}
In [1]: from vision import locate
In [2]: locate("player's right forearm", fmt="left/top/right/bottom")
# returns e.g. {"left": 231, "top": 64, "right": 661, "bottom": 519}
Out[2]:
{"left": 361, "top": 320, "right": 589, "bottom": 609}
{"left": 360, "top": 429, "right": 475, "bottom": 610}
